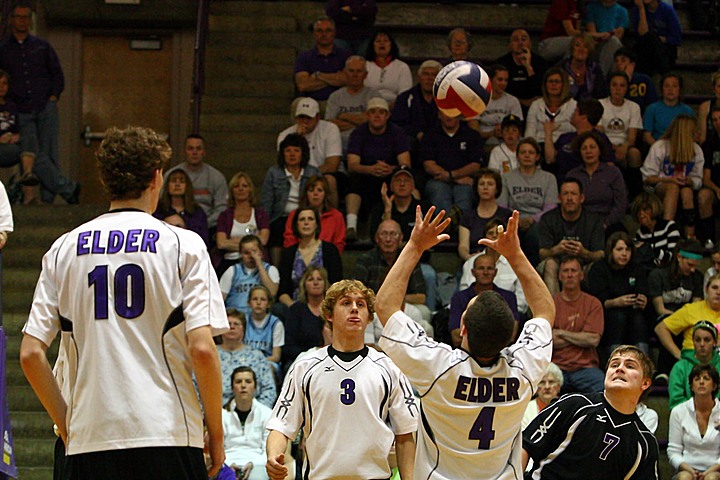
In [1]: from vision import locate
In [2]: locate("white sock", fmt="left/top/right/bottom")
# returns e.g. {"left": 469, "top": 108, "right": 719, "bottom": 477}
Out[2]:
{"left": 346, "top": 214, "right": 358, "bottom": 230}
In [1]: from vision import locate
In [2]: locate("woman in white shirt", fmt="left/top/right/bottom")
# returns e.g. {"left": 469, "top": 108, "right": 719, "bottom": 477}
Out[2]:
{"left": 525, "top": 67, "right": 577, "bottom": 144}
{"left": 598, "top": 71, "right": 643, "bottom": 170}
{"left": 364, "top": 30, "right": 412, "bottom": 106}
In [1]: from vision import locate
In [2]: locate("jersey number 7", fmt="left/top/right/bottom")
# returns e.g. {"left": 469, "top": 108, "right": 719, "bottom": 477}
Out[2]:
{"left": 469, "top": 407, "right": 496, "bottom": 449}
{"left": 88, "top": 264, "right": 146, "bottom": 319}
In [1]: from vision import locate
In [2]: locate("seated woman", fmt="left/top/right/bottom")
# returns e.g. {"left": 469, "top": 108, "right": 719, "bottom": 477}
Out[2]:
{"left": 217, "top": 172, "right": 270, "bottom": 276}
{"left": 222, "top": 366, "right": 273, "bottom": 480}
{"left": 668, "top": 364, "right": 720, "bottom": 480}
{"left": 154, "top": 168, "right": 209, "bottom": 246}
{"left": 641, "top": 114, "right": 704, "bottom": 238}
{"left": 561, "top": 33, "right": 607, "bottom": 101}
{"left": 631, "top": 191, "right": 681, "bottom": 274}
{"left": 282, "top": 266, "right": 328, "bottom": 372}
{"left": 363, "top": 29, "right": 412, "bottom": 106}
{"left": 216, "top": 309, "right": 276, "bottom": 408}
{"left": 525, "top": 67, "right": 577, "bottom": 145}
{"left": 587, "top": 231, "right": 650, "bottom": 356}
{"left": 522, "top": 362, "right": 563, "bottom": 429}
{"left": 261, "top": 134, "right": 321, "bottom": 266}
{"left": 283, "top": 176, "right": 345, "bottom": 254}
{"left": 278, "top": 207, "right": 342, "bottom": 308}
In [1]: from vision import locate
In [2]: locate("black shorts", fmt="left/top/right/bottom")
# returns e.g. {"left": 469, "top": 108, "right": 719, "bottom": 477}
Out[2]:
{"left": 60, "top": 445, "right": 207, "bottom": 480}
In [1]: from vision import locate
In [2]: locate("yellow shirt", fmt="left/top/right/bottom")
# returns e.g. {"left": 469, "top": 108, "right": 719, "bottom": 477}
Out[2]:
{"left": 663, "top": 301, "right": 720, "bottom": 350}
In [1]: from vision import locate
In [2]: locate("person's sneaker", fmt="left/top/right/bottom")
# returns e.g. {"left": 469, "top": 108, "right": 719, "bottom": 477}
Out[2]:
{"left": 19, "top": 171, "right": 40, "bottom": 187}
{"left": 346, "top": 227, "right": 357, "bottom": 243}
{"left": 653, "top": 373, "right": 668, "bottom": 386}
{"left": 705, "top": 239, "right": 715, "bottom": 252}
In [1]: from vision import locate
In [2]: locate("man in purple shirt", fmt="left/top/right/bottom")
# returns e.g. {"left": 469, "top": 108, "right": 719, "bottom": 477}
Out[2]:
{"left": 294, "top": 16, "right": 352, "bottom": 101}
{"left": 0, "top": 2, "right": 79, "bottom": 204}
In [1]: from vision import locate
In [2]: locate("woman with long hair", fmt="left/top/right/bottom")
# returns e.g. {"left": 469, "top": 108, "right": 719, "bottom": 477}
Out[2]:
{"left": 154, "top": 168, "right": 209, "bottom": 246}
{"left": 697, "top": 70, "right": 720, "bottom": 145}
{"left": 216, "top": 171, "right": 270, "bottom": 275}
{"left": 641, "top": 114, "right": 705, "bottom": 239}
{"left": 363, "top": 29, "right": 412, "bottom": 105}
{"left": 525, "top": 67, "right": 578, "bottom": 144}
{"left": 560, "top": 33, "right": 607, "bottom": 101}
{"left": 631, "top": 191, "right": 681, "bottom": 272}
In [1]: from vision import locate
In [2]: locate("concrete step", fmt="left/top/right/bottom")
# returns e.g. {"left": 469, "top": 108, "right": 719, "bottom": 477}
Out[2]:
{"left": 2, "top": 268, "right": 40, "bottom": 293}
{"left": 205, "top": 78, "right": 295, "bottom": 98}
{"left": 3, "top": 313, "right": 29, "bottom": 335}
{"left": 0, "top": 246, "right": 46, "bottom": 269}
{"left": 8, "top": 386, "right": 43, "bottom": 412}
{"left": 211, "top": 1, "right": 325, "bottom": 30}
{"left": 204, "top": 62, "right": 295, "bottom": 81}
{"left": 202, "top": 130, "right": 282, "bottom": 149}
{"left": 10, "top": 411, "right": 54, "bottom": 438}
{"left": 200, "top": 113, "right": 289, "bottom": 132}
{"left": 13, "top": 438, "right": 55, "bottom": 468}
{"left": 208, "top": 14, "right": 298, "bottom": 33}
{"left": 17, "top": 467, "right": 53, "bottom": 480}
{"left": 2, "top": 289, "right": 34, "bottom": 313}
{"left": 205, "top": 46, "right": 297, "bottom": 66}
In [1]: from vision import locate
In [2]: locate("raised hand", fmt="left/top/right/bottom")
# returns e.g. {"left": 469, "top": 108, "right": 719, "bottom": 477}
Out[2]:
{"left": 408, "top": 205, "right": 452, "bottom": 252}
{"left": 478, "top": 210, "right": 522, "bottom": 260}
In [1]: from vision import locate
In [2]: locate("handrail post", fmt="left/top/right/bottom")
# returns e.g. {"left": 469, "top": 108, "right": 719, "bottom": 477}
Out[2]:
{"left": 192, "top": 0, "right": 210, "bottom": 134}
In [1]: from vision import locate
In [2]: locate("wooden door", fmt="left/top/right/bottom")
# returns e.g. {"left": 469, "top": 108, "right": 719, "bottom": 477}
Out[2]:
{"left": 80, "top": 35, "right": 172, "bottom": 204}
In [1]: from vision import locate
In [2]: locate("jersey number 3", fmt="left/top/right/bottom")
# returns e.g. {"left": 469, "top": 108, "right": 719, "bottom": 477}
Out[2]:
{"left": 469, "top": 407, "right": 496, "bottom": 449}
{"left": 88, "top": 264, "right": 146, "bottom": 319}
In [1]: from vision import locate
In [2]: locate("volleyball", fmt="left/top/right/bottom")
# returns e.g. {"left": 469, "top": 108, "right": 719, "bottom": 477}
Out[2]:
{"left": 433, "top": 61, "right": 492, "bottom": 118}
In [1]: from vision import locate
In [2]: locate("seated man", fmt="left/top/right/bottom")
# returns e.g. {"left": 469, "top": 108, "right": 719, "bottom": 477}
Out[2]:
{"left": 668, "top": 320, "right": 720, "bottom": 409}
{"left": 369, "top": 166, "right": 427, "bottom": 241}
{"left": 345, "top": 97, "right": 410, "bottom": 240}
{"left": 538, "top": 178, "right": 605, "bottom": 296}
{"left": 448, "top": 253, "right": 519, "bottom": 347}
{"left": 420, "top": 110, "right": 483, "bottom": 215}
{"left": 294, "top": 16, "right": 351, "bottom": 101}
{"left": 551, "top": 255, "right": 605, "bottom": 393}
{"left": 496, "top": 29, "right": 548, "bottom": 112}
{"left": 278, "top": 97, "right": 343, "bottom": 206}
{"left": 630, "top": 0, "right": 682, "bottom": 76}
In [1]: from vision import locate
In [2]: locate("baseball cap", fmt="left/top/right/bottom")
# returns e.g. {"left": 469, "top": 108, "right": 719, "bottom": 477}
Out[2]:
{"left": 391, "top": 165, "right": 414, "bottom": 181}
{"left": 367, "top": 97, "right": 389, "bottom": 112}
{"left": 693, "top": 320, "right": 718, "bottom": 342}
{"left": 295, "top": 97, "right": 319, "bottom": 117}
{"left": 501, "top": 114, "right": 523, "bottom": 130}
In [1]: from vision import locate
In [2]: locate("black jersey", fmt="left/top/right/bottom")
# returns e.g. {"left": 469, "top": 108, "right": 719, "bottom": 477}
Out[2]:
{"left": 523, "top": 392, "right": 659, "bottom": 480}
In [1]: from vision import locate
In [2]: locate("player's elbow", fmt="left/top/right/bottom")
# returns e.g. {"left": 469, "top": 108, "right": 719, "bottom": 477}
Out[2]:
{"left": 187, "top": 328, "right": 218, "bottom": 366}
{"left": 19, "top": 336, "right": 47, "bottom": 374}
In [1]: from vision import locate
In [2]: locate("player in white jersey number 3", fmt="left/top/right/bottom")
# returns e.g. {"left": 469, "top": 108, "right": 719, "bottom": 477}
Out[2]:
{"left": 20, "top": 126, "right": 229, "bottom": 480}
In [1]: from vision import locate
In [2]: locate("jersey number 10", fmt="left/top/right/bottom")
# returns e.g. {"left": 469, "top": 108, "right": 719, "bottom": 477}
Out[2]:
{"left": 88, "top": 264, "right": 146, "bottom": 319}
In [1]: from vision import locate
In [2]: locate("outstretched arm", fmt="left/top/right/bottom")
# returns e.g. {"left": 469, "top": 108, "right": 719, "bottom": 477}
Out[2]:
{"left": 375, "top": 206, "right": 451, "bottom": 326}
{"left": 478, "top": 211, "right": 555, "bottom": 326}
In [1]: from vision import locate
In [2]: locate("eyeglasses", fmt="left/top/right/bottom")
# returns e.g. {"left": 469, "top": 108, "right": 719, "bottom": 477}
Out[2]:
{"left": 378, "top": 232, "right": 400, "bottom": 239}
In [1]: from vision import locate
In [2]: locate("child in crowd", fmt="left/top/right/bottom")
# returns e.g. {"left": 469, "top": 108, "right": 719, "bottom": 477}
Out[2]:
{"left": 245, "top": 285, "right": 285, "bottom": 376}
{"left": 706, "top": 245, "right": 720, "bottom": 293}
{"left": 219, "top": 235, "right": 280, "bottom": 319}
{"left": 487, "top": 114, "right": 522, "bottom": 174}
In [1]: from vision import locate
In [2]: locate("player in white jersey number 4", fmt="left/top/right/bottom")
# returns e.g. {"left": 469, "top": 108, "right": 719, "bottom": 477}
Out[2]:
{"left": 375, "top": 206, "right": 556, "bottom": 480}
{"left": 20, "top": 126, "right": 229, "bottom": 480}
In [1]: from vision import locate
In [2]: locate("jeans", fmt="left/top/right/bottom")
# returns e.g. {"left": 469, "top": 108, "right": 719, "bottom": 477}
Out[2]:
{"left": 19, "top": 101, "right": 76, "bottom": 203}
{"left": 424, "top": 180, "right": 473, "bottom": 215}
{"left": 563, "top": 368, "right": 605, "bottom": 394}
{"left": 420, "top": 262, "right": 438, "bottom": 311}
{"left": 0, "top": 144, "right": 21, "bottom": 168}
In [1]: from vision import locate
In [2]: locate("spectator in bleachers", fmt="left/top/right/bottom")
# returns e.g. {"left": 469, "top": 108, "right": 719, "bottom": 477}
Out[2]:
{"left": 696, "top": 72, "right": 720, "bottom": 146}
{"left": 598, "top": 72, "right": 643, "bottom": 197}
{"left": 641, "top": 114, "right": 704, "bottom": 239}
{"left": 217, "top": 172, "right": 270, "bottom": 275}
{"left": 498, "top": 137, "right": 558, "bottom": 266}
{"left": 561, "top": 34, "right": 608, "bottom": 101}
{"left": 283, "top": 175, "right": 345, "bottom": 254}
{"left": 261, "top": 134, "right": 321, "bottom": 266}
{"left": 325, "top": 56, "right": 373, "bottom": 154}
{"left": 538, "top": 178, "right": 605, "bottom": 296}
{"left": 612, "top": 48, "right": 659, "bottom": 114}
{"left": 219, "top": 235, "right": 280, "bottom": 319}
{"left": 525, "top": 67, "right": 577, "bottom": 145}
{"left": 0, "top": 180, "right": 12, "bottom": 250}
{"left": 165, "top": 134, "right": 228, "bottom": 230}
{"left": 447, "top": 28, "right": 472, "bottom": 62}
{"left": 587, "top": 232, "right": 650, "bottom": 356}
{"left": 277, "top": 207, "right": 342, "bottom": 309}
{"left": 281, "top": 266, "right": 328, "bottom": 372}
{"left": 245, "top": 285, "right": 284, "bottom": 375}
{"left": 363, "top": 29, "right": 412, "bottom": 106}
{"left": 345, "top": 97, "right": 411, "bottom": 240}
{"left": 705, "top": 245, "right": 720, "bottom": 292}
{"left": 326, "top": 0, "right": 377, "bottom": 55}
{"left": 420, "top": 110, "right": 483, "bottom": 215}
{"left": 643, "top": 74, "right": 695, "bottom": 146}
{"left": 667, "top": 363, "right": 720, "bottom": 480}
{"left": 544, "top": 98, "right": 616, "bottom": 182}
{"left": 537, "top": 0, "right": 582, "bottom": 65}
{"left": 369, "top": 165, "right": 427, "bottom": 242}
{"left": 496, "top": 29, "right": 548, "bottom": 112}
{"left": 217, "top": 309, "right": 277, "bottom": 408}
{"left": 154, "top": 168, "right": 209, "bottom": 247}
{"left": 522, "top": 363, "right": 563, "bottom": 429}
{"left": 631, "top": 191, "right": 681, "bottom": 272}
{"left": 467, "top": 64, "right": 523, "bottom": 150}
{"left": 277, "top": 97, "right": 343, "bottom": 207}
{"left": 487, "top": 114, "right": 523, "bottom": 173}
{"left": 551, "top": 255, "right": 605, "bottom": 393}
{"left": 294, "top": 16, "right": 351, "bottom": 102}
{"left": 630, "top": 0, "right": 682, "bottom": 76}
{"left": 458, "top": 168, "right": 512, "bottom": 276}
{"left": 566, "top": 131, "right": 627, "bottom": 234}
{"left": 700, "top": 105, "right": 720, "bottom": 249}
{"left": 449, "top": 252, "right": 519, "bottom": 347}
{"left": 668, "top": 320, "right": 720, "bottom": 410}
{"left": 585, "top": 0, "right": 629, "bottom": 75}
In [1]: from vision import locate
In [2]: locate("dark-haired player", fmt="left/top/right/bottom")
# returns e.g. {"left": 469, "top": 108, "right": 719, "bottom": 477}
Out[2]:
{"left": 523, "top": 345, "right": 659, "bottom": 479}
{"left": 20, "top": 126, "right": 229, "bottom": 479}
{"left": 375, "top": 207, "right": 556, "bottom": 479}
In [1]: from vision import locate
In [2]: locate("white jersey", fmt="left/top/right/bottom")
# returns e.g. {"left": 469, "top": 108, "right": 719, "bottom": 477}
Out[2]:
{"left": 379, "top": 312, "right": 553, "bottom": 480}
{"left": 267, "top": 345, "right": 418, "bottom": 480}
{"left": 23, "top": 210, "right": 229, "bottom": 455}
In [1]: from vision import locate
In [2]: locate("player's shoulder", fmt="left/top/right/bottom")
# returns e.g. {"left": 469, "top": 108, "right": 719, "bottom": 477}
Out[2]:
{"left": 553, "top": 391, "right": 605, "bottom": 412}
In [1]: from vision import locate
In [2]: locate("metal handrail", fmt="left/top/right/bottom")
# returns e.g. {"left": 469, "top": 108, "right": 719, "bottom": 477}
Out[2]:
{"left": 191, "top": 0, "right": 210, "bottom": 134}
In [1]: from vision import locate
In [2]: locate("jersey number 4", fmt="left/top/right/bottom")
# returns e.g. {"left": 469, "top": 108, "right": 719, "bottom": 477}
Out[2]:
{"left": 469, "top": 407, "right": 496, "bottom": 449}
{"left": 88, "top": 264, "right": 146, "bottom": 319}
